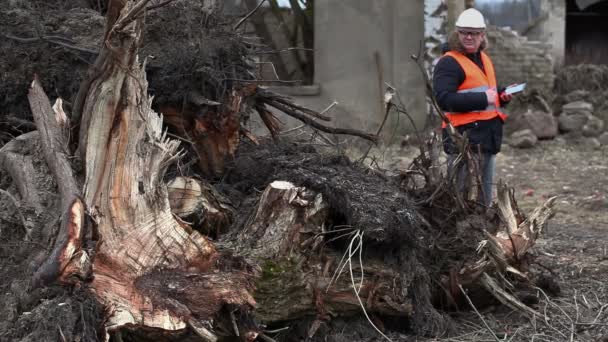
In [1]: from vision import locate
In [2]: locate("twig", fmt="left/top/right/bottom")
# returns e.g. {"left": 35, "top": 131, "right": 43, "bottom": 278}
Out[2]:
{"left": 319, "top": 101, "right": 338, "bottom": 115}
{"left": 254, "top": 47, "right": 314, "bottom": 54}
{"left": 166, "top": 132, "right": 194, "bottom": 144}
{"left": 80, "top": 303, "right": 87, "bottom": 338}
{"left": 263, "top": 326, "right": 290, "bottom": 334}
{"left": 347, "top": 231, "right": 392, "bottom": 342}
{"left": 534, "top": 94, "right": 552, "bottom": 114}
{"left": 263, "top": 95, "right": 331, "bottom": 121}
{"left": 223, "top": 78, "right": 301, "bottom": 84}
{"left": 459, "top": 284, "right": 501, "bottom": 342}
{"left": 534, "top": 287, "right": 573, "bottom": 339}
{"left": 229, "top": 310, "right": 240, "bottom": 336}
{"left": 326, "top": 230, "right": 361, "bottom": 292}
{"left": 592, "top": 304, "right": 608, "bottom": 324}
{"left": 58, "top": 325, "right": 68, "bottom": 342}
{"left": 358, "top": 94, "right": 393, "bottom": 163}
{"left": 265, "top": 100, "right": 377, "bottom": 142}
{"left": 481, "top": 273, "right": 540, "bottom": 317}
{"left": 254, "top": 61, "right": 281, "bottom": 80}
{"left": 234, "top": 0, "right": 267, "bottom": 30}
{"left": 2, "top": 33, "right": 98, "bottom": 55}
{"left": 279, "top": 124, "right": 306, "bottom": 135}
{"left": 188, "top": 319, "right": 218, "bottom": 342}
{"left": 113, "top": 0, "right": 154, "bottom": 33}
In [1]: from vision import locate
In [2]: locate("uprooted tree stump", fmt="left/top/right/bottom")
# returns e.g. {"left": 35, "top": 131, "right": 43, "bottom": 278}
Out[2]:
{"left": 0, "top": 1, "right": 558, "bottom": 341}
{"left": 23, "top": 0, "right": 258, "bottom": 339}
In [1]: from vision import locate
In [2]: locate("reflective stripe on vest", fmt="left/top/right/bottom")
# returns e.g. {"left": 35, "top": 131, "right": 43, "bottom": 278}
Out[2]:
{"left": 455, "top": 85, "right": 498, "bottom": 112}
{"left": 441, "top": 51, "right": 507, "bottom": 128}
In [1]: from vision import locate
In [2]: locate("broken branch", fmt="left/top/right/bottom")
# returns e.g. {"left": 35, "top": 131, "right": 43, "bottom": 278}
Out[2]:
{"left": 261, "top": 99, "right": 377, "bottom": 142}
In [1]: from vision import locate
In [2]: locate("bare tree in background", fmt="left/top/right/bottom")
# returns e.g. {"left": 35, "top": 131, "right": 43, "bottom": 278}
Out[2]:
{"left": 243, "top": 0, "right": 314, "bottom": 84}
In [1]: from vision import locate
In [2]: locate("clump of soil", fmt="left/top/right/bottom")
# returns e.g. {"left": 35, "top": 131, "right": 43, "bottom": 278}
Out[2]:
{"left": 0, "top": 0, "right": 255, "bottom": 145}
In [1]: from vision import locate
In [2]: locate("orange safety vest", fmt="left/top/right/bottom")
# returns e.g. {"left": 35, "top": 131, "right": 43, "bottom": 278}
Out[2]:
{"left": 441, "top": 50, "right": 507, "bottom": 128}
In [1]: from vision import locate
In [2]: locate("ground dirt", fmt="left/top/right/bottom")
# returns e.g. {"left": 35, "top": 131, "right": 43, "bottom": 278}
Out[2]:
{"left": 378, "top": 135, "right": 608, "bottom": 342}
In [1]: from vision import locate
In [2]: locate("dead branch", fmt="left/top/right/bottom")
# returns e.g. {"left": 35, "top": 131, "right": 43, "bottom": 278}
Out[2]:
{"left": 188, "top": 319, "right": 218, "bottom": 342}
{"left": 234, "top": 0, "right": 267, "bottom": 30}
{"left": 256, "top": 93, "right": 377, "bottom": 142}
{"left": 269, "top": 100, "right": 377, "bottom": 142}
{"left": 2, "top": 33, "right": 98, "bottom": 55}
{"left": 27, "top": 78, "right": 78, "bottom": 210}
{"left": 27, "top": 77, "right": 85, "bottom": 288}
{"left": 459, "top": 284, "right": 501, "bottom": 342}
{"left": 258, "top": 90, "right": 331, "bottom": 121}
{"left": 481, "top": 273, "right": 540, "bottom": 317}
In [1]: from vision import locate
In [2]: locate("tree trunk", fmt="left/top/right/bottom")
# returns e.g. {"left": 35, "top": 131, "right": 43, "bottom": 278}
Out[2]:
{"left": 229, "top": 181, "right": 414, "bottom": 325}
{"left": 29, "top": 0, "right": 257, "bottom": 338}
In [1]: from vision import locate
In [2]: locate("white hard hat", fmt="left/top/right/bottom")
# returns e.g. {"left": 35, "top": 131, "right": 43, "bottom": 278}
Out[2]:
{"left": 455, "top": 8, "right": 486, "bottom": 29}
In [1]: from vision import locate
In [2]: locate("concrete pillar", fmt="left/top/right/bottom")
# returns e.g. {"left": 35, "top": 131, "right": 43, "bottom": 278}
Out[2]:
{"left": 314, "top": 1, "right": 395, "bottom": 134}
{"left": 312, "top": 0, "right": 427, "bottom": 138}
{"left": 391, "top": 0, "right": 426, "bottom": 136}
{"left": 541, "top": 0, "right": 566, "bottom": 66}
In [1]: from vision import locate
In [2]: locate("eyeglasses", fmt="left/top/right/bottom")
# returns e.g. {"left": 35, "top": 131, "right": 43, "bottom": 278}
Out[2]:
{"left": 458, "top": 30, "right": 483, "bottom": 37}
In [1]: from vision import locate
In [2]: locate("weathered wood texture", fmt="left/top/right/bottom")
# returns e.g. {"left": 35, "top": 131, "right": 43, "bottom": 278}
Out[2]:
{"left": 167, "top": 176, "right": 235, "bottom": 236}
{"left": 230, "top": 181, "right": 414, "bottom": 323}
{"left": 27, "top": 78, "right": 86, "bottom": 287}
{"left": 39, "top": 0, "right": 256, "bottom": 336}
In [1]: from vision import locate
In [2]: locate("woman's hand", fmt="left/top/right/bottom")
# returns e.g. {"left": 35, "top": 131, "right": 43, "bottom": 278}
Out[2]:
{"left": 499, "top": 91, "right": 513, "bottom": 102}
{"left": 485, "top": 88, "right": 497, "bottom": 105}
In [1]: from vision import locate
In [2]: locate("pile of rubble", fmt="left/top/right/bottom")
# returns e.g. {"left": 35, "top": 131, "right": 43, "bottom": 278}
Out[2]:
{"left": 508, "top": 100, "right": 608, "bottom": 149}
{"left": 506, "top": 65, "right": 608, "bottom": 149}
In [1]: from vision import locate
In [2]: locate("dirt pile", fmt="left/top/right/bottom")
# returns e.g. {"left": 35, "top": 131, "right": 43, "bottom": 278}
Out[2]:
{"left": 553, "top": 64, "right": 608, "bottom": 126}
{"left": 0, "top": 0, "right": 255, "bottom": 145}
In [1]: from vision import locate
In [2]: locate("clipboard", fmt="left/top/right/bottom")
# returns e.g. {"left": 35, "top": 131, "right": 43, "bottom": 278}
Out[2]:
{"left": 504, "top": 83, "right": 526, "bottom": 95}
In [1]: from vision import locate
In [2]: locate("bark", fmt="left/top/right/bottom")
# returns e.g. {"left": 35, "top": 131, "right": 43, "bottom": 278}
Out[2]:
{"left": 27, "top": 78, "right": 86, "bottom": 287}
{"left": 160, "top": 86, "right": 251, "bottom": 178}
{"left": 32, "top": 0, "right": 256, "bottom": 337}
{"left": 230, "top": 181, "right": 414, "bottom": 324}
{"left": 167, "top": 176, "right": 235, "bottom": 237}
{"left": 445, "top": 181, "right": 557, "bottom": 310}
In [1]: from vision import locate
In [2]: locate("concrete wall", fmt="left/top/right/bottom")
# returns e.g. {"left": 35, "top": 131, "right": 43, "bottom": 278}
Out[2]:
{"left": 313, "top": 0, "right": 426, "bottom": 139}
{"left": 527, "top": 0, "right": 566, "bottom": 66}
{"left": 485, "top": 26, "right": 555, "bottom": 94}
{"left": 245, "top": 1, "right": 557, "bottom": 142}
{"left": 476, "top": 0, "right": 566, "bottom": 66}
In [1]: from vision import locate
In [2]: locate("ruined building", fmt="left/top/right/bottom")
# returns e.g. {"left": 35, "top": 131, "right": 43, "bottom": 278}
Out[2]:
{"left": 234, "top": 0, "right": 608, "bottom": 137}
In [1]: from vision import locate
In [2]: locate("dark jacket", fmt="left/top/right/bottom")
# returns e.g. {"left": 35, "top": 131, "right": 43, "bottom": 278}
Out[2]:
{"left": 433, "top": 43, "right": 507, "bottom": 155}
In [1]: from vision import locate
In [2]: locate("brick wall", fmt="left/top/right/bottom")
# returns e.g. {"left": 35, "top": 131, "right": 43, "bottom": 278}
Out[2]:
{"left": 485, "top": 26, "right": 555, "bottom": 93}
